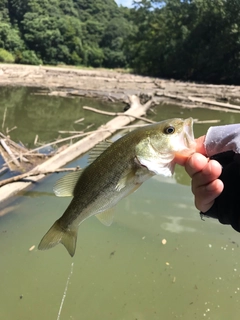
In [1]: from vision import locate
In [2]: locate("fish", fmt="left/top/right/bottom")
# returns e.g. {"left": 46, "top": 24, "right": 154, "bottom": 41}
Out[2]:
{"left": 38, "top": 117, "right": 196, "bottom": 256}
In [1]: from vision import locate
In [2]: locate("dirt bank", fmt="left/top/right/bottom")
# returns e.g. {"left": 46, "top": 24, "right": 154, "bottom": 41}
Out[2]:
{"left": 1, "top": 64, "right": 240, "bottom": 112}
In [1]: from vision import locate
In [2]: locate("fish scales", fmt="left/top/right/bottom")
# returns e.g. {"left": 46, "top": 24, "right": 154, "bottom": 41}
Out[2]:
{"left": 60, "top": 134, "right": 148, "bottom": 225}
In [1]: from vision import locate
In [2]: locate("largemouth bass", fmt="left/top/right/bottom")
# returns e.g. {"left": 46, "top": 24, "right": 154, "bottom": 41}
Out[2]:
{"left": 38, "top": 118, "right": 196, "bottom": 256}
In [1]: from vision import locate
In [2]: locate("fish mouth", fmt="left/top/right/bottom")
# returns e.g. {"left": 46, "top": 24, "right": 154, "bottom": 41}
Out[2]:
{"left": 174, "top": 118, "right": 196, "bottom": 163}
{"left": 183, "top": 117, "right": 196, "bottom": 151}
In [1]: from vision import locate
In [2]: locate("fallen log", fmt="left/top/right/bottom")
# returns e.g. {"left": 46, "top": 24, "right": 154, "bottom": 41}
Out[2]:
{"left": 194, "top": 119, "right": 221, "bottom": 124}
{"left": 0, "top": 95, "right": 154, "bottom": 203}
{"left": 188, "top": 96, "right": 240, "bottom": 111}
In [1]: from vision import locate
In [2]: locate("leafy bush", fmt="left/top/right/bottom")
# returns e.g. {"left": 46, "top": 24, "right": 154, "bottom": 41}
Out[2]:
{"left": 0, "top": 48, "right": 15, "bottom": 63}
{"left": 15, "top": 50, "right": 42, "bottom": 65}
{"left": 71, "top": 51, "right": 82, "bottom": 65}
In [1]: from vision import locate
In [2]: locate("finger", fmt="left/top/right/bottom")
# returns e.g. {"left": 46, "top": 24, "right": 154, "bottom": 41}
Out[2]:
{"left": 194, "top": 179, "right": 224, "bottom": 212}
{"left": 185, "top": 153, "right": 209, "bottom": 177}
{"left": 191, "top": 159, "right": 222, "bottom": 189}
{"left": 195, "top": 136, "right": 207, "bottom": 155}
{"left": 174, "top": 136, "right": 207, "bottom": 166}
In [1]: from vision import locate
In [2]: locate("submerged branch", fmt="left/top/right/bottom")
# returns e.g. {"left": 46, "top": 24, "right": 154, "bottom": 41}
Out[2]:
{"left": 29, "top": 132, "right": 93, "bottom": 153}
{"left": 2, "top": 106, "right": 7, "bottom": 131}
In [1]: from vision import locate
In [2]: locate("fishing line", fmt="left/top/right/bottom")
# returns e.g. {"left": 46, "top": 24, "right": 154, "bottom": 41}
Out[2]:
{"left": 56, "top": 262, "right": 74, "bottom": 320}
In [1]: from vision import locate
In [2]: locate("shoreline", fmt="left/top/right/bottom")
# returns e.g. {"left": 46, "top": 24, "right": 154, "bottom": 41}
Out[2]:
{"left": 1, "top": 64, "right": 240, "bottom": 111}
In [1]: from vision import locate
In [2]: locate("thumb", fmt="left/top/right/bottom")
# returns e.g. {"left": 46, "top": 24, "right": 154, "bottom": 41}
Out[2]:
{"left": 195, "top": 136, "right": 207, "bottom": 155}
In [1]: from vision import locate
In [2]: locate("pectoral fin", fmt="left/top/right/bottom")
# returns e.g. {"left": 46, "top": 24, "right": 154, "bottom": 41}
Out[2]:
{"left": 116, "top": 169, "right": 136, "bottom": 191}
{"left": 95, "top": 208, "right": 114, "bottom": 226}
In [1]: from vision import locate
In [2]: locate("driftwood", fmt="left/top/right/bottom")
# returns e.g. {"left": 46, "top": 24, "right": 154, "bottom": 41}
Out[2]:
{"left": 0, "top": 133, "right": 32, "bottom": 171}
{"left": 2, "top": 65, "right": 240, "bottom": 202}
{"left": 156, "top": 92, "right": 187, "bottom": 101}
{"left": 74, "top": 117, "right": 85, "bottom": 124}
{"left": 0, "top": 139, "right": 21, "bottom": 167}
{"left": 58, "top": 123, "right": 149, "bottom": 135}
{"left": 188, "top": 96, "right": 240, "bottom": 111}
{"left": 2, "top": 64, "right": 240, "bottom": 111}
{"left": 0, "top": 94, "right": 154, "bottom": 202}
{"left": 29, "top": 132, "right": 91, "bottom": 153}
{"left": 0, "top": 132, "right": 27, "bottom": 152}
{"left": 194, "top": 119, "right": 221, "bottom": 124}
{"left": 1, "top": 106, "right": 7, "bottom": 131}
{"left": 0, "top": 165, "right": 8, "bottom": 175}
{"left": 82, "top": 106, "right": 155, "bottom": 123}
{"left": 0, "top": 136, "right": 54, "bottom": 172}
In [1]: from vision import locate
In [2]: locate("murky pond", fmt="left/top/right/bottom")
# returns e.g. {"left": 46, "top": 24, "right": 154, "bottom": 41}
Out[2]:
{"left": 1, "top": 87, "right": 240, "bottom": 320}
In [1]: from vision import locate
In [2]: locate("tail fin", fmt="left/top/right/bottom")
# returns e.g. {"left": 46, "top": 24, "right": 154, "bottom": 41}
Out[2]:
{"left": 38, "top": 220, "right": 77, "bottom": 257}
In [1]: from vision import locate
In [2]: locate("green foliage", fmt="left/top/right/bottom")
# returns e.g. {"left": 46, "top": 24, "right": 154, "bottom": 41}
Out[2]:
{"left": 15, "top": 50, "right": 42, "bottom": 65}
{"left": 127, "top": 0, "right": 240, "bottom": 83}
{"left": 1, "top": 0, "right": 240, "bottom": 83}
{"left": 101, "top": 17, "right": 132, "bottom": 68}
{"left": 0, "top": 48, "right": 14, "bottom": 62}
{"left": 1, "top": 0, "right": 130, "bottom": 68}
{"left": 0, "top": 0, "right": 10, "bottom": 21}
{"left": 0, "top": 22, "right": 24, "bottom": 52}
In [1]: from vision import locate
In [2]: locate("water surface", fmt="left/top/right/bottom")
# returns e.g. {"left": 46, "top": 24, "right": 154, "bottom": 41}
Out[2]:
{"left": 0, "top": 87, "right": 240, "bottom": 320}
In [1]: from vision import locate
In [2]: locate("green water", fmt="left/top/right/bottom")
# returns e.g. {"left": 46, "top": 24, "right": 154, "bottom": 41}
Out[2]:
{"left": 0, "top": 87, "right": 124, "bottom": 150}
{"left": 1, "top": 87, "right": 240, "bottom": 320}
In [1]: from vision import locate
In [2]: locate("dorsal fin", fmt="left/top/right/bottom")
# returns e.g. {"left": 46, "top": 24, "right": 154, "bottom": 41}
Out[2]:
{"left": 53, "top": 170, "right": 83, "bottom": 197}
{"left": 88, "top": 140, "right": 112, "bottom": 164}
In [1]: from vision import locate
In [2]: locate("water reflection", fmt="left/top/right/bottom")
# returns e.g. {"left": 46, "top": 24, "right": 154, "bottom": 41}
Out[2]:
{"left": 0, "top": 204, "right": 20, "bottom": 217}
{"left": 19, "top": 190, "right": 55, "bottom": 198}
{"left": 161, "top": 216, "right": 196, "bottom": 233}
{"left": 0, "top": 87, "right": 124, "bottom": 148}
{"left": 1, "top": 174, "right": 240, "bottom": 320}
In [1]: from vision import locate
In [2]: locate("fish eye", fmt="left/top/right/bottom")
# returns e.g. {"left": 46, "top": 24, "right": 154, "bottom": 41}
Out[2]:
{"left": 164, "top": 126, "right": 175, "bottom": 134}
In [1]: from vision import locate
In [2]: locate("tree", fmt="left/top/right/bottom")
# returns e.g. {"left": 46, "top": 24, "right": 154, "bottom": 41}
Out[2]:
{"left": 0, "top": 22, "right": 24, "bottom": 52}
{"left": 101, "top": 17, "right": 132, "bottom": 68}
{"left": 0, "top": 0, "right": 132, "bottom": 68}
{"left": 126, "top": 0, "right": 240, "bottom": 84}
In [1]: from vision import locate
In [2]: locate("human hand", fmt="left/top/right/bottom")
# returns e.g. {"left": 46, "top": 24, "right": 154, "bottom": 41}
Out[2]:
{"left": 185, "top": 152, "right": 223, "bottom": 213}
{"left": 175, "top": 136, "right": 223, "bottom": 213}
{"left": 176, "top": 134, "right": 240, "bottom": 232}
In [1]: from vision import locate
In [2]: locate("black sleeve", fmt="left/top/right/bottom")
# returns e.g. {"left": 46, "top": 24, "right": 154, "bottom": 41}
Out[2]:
{"left": 200, "top": 151, "right": 240, "bottom": 232}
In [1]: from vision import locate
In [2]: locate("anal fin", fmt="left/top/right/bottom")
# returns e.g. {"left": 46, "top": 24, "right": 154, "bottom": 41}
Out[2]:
{"left": 95, "top": 208, "right": 114, "bottom": 226}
